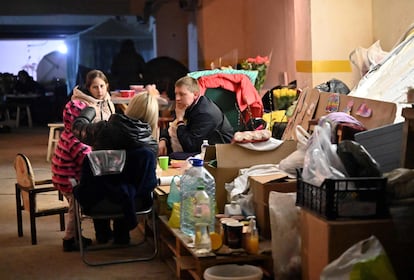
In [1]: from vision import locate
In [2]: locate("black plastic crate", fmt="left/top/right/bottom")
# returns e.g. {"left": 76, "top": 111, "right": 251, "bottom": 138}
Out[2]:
{"left": 296, "top": 170, "right": 389, "bottom": 220}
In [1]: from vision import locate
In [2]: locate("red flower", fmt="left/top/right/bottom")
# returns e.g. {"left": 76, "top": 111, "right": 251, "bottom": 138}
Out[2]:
{"left": 247, "top": 56, "right": 269, "bottom": 65}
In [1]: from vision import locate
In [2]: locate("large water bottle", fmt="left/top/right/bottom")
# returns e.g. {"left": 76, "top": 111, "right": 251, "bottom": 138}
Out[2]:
{"left": 180, "top": 158, "right": 216, "bottom": 236}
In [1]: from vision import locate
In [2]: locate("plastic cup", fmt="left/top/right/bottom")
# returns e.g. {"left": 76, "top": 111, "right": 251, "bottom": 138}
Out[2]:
{"left": 158, "top": 156, "right": 169, "bottom": 171}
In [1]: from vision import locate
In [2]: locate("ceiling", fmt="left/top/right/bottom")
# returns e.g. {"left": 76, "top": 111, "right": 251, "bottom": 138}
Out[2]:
{"left": 0, "top": 15, "right": 150, "bottom": 39}
{"left": 0, "top": 1, "right": 202, "bottom": 39}
{"left": 0, "top": 0, "right": 149, "bottom": 39}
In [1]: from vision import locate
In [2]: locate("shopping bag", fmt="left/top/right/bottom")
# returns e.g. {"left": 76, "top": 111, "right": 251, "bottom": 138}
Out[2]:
{"left": 168, "top": 202, "right": 181, "bottom": 228}
{"left": 302, "top": 122, "right": 347, "bottom": 186}
{"left": 320, "top": 235, "right": 397, "bottom": 280}
{"left": 269, "top": 191, "right": 301, "bottom": 279}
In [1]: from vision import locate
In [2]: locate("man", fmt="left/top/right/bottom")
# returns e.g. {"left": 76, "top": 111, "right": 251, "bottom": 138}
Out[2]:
{"left": 158, "top": 76, "right": 234, "bottom": 156}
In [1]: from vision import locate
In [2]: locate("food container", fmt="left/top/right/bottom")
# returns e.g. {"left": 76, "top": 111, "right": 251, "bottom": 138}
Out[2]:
{"left": 204, "top": 264, "right": 263, "bottom": 280}
{"left": 129, "top": 85, "right": 145, "bottom": 93}
{"left": 120, "top": 90, "right": 135, "bottom": 98}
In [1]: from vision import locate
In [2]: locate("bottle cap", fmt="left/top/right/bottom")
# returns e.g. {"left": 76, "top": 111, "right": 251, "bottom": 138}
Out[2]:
{"left": 197, "top": 185, "right": 205, "bottom": 190}
{"left": 189, "top": 158, "right": 203, "bottom": 166}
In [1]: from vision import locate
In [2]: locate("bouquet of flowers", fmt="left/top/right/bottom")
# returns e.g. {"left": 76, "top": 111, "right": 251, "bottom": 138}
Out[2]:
{"left": 272, "top": 87, "right": 298, "bottom": 111}
{"left": 240, "top": 55, "right": 270, "bottom": 92}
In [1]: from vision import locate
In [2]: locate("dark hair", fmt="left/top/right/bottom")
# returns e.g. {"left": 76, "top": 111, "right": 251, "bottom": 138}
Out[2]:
{"left": 85, "top": 70, "right": 109, "bottom": 90}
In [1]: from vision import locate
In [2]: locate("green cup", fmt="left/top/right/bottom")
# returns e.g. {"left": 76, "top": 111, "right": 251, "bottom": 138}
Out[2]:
{"left": 158, "top": 156, "right": 169, "bottom": 171}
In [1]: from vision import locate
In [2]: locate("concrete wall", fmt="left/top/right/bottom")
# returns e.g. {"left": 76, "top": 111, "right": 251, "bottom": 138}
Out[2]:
{"left": 372, "top": 0, "right": 414, "bottom": 51}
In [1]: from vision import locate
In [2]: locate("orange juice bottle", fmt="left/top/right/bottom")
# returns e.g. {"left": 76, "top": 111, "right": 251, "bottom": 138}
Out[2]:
{"left": 245, "top": 216, "right": 259, "bottom": 254}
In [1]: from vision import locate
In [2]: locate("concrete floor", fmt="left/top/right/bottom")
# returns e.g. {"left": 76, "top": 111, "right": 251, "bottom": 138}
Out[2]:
{"left": 0, "top": 126, "right": 174, "bottom": 279}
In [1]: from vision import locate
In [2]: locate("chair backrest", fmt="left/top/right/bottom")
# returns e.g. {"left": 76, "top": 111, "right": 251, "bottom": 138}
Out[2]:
{"left": 76, "top": 147, "right": 157, "bottom": 223}
{"left": 14, "top": 153, "right": 36, "bottom": 211}
{"left": 205, "top": 87, "right": 241, "bottom": 131}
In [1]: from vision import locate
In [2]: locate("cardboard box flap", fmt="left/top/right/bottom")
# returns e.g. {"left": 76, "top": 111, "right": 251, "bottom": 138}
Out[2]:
{"left": 249, "top": 173, "right": 289, "bottom": 184}
{"left": 212, "top": 140, "right": 297, "bottom": 168}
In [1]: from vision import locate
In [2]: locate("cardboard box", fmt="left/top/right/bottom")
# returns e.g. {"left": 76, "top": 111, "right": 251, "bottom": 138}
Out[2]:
{"left": 249, "top": 174, "right": 297, "bottom": 238}
{"left": 300, "top": 209, "right": 396, "bottom": 280}
{"left": 204, "top": 141, "right": 297, "bottom": 214}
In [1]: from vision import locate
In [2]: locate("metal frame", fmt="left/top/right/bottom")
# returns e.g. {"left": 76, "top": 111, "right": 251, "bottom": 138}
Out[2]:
{"left": 74, "top": 194, "right": 158, "bottom": 266}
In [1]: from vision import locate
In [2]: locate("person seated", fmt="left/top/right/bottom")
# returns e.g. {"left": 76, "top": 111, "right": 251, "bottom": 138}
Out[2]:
{"left": 158, "top": 76, "right": 234, "bottom": 159}
{"left": 72, "top": 85, "right": 159, "bottom": 245}
{"left": 14, "top": 70, "right": 44, "bottom": 95}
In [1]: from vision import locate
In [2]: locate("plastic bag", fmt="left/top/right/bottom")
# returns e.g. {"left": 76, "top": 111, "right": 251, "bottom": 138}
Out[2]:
{"left": 385, "top": 168, "right": 414, "bottom": 199}
{"left": 167, "top": 175, "right": 181, "bottom": 209}
{"left": 269, "top": 191, "right": 301, "bottom": 279}
{"left": 302, "top": 122, "right": 347, "bottom": 186}
{"left": 279, "top": 125, "right": 310, "bottom": 177}
{"left": 337, "top": 140, "right": 382, "bottom": 178}
{"left": 168, "top": 202, "right": 181, "bottom": 228}
{"left": 87, "top": 150, "right": 126, "bottom": 176}
{"left": 321, "top": 235, "right": 397, "bottom": 280}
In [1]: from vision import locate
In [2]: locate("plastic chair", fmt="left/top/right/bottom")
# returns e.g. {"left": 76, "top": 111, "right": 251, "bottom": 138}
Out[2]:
{"left": 14, "top": 153, "right": 68, "bottom": 245}
{"left": 74, "top": 148, "right": 158, "bottom": 266}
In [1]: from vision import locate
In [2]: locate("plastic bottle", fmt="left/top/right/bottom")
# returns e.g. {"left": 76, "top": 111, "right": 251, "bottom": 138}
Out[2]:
{"left": 194, "top": 186, "right": 212, "bottom": 253}
{"left": 180, "top": 158, "right": 216, "bottom": 236}
{"left": 194, "top": 222, "right": 212, "bottom": 253}
{"left": 199, "top": 139, "right": 209, "bottom": 160}
{"left": 245, "top": 215, "right": 259, "bottom": 254}
{"left": 194, "top": 185, "right": 211, "bottom": 223}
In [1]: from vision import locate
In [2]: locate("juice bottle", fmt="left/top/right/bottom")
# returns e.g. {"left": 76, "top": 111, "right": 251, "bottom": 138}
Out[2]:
{"left": 245, "top": 216, "right": 259, "bottom": 254}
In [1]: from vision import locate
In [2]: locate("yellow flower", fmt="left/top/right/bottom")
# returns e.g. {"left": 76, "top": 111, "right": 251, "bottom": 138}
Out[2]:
{"left": 272, "top": 89, "right": 281, "bottom": 98}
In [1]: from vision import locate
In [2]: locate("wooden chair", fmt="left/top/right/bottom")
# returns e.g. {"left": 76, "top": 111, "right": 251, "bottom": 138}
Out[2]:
{"left": 46, "top": 122, "right": 64, "bottom": 162}
{"left": 14, "top": 153, "right": 68, "bottom": 245}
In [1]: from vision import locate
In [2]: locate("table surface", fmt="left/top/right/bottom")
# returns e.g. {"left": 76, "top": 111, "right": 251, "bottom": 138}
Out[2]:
{"left": 111, "top": 94, "right": 169, "bottom": 106}
{"left": 111, "top": 96, "right": 131, "bottom": 104}
{"left": 158, "top": 215, "right": 273, "bottom": 279}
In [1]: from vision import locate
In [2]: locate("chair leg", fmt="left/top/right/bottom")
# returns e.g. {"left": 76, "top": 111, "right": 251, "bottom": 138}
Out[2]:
{"left": 30, "top": 212, "right": 37, "bottom": 245}
{"left": 15, "top": 185, "right": 23, "bottom": 237}
{"left": 16, "top": 106, "right": 20, "bottom": 128}
{"left": 59, "top": 213, "right": 65, "bottom": 231}
{"left": 29, "top": 194, "right": 37, "bottom": 245}
{"left": 46, "top": 127, "right": 54, "bottom": 162}
{"left": 75, "top": 207, "right": 158, "bottom": 266}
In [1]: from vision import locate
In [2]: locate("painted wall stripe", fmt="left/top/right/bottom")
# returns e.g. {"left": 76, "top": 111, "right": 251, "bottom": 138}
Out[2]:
{"left": 296, "top": 60, "right": 352, "bottom": 73}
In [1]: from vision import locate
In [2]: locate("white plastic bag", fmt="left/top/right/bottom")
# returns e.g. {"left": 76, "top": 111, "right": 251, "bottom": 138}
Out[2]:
{"left": 321, "top": 235, "right": 397, "bottom": 280}
{"left": 279, "top": 125, "right": 310, "bottom": 177}
{"left": 269, "top": 191, "right": 301, "bottom": 280}
{"left": 302, "top": 122, "right": 347, "bottom": 186}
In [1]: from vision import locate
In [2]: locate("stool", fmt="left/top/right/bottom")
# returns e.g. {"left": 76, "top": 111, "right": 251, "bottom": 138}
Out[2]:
{"left": 47, "top": 123, "right": 64, "bottom": 162}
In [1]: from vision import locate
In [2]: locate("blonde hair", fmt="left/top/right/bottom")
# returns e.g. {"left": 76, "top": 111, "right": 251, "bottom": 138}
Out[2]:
{"left": 125, "top": 92, "right": 159, "bottom": 139}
